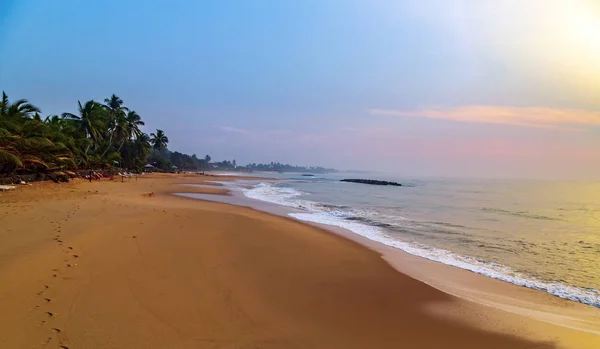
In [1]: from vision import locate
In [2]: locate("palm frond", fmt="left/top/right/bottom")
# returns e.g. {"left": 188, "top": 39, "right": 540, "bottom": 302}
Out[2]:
{"left": 20, "top": 156, "right": 50, "bottom": 169}
{"left": 0, "top": 148, "right": 23, "bottom": 167}
{"left": 61, "top": 112, "right": 81, "bottom": 120}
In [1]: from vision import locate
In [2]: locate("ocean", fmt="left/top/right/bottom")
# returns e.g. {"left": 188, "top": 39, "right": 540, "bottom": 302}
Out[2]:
{"left": 212, "top": 172, "right": 600, "bottom": 308}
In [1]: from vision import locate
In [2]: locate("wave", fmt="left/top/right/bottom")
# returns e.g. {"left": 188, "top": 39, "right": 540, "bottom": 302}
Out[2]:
{"left": 242, "top": 182, "right": 374, "bottom": 217}
{"left": 243, "top": 182, "right": 600, "bottom": 308}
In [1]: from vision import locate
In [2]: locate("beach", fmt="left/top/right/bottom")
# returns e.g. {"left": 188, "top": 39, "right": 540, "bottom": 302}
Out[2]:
{"left": 0, "top": 174, "right": 599, "bottom": 348}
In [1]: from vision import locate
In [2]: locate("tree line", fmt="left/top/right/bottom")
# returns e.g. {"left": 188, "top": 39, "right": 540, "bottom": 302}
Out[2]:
{"left": 0, "top": 91, "right": 208, "bottom": 174}
{"left": 1, "top": 91, "right": 338, "bottom": 175}
{"left": 244, "top": 162, "right": 336, "bottom": 173}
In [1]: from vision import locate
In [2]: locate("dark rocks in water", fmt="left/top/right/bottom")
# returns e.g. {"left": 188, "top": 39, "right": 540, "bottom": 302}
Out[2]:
{"left": 341, "top": 179, "right": 402, "bottom": 186}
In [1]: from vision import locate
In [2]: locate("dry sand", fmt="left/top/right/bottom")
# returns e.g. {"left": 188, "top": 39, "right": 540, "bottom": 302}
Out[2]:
{"left": 0, "top": 173, "right": 598, "bottom": 348}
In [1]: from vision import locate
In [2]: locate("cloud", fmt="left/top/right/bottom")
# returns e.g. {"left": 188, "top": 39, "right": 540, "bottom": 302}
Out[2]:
{"left": 368, "top": 106, "right": 600, "bottom": 129}
{"left": 219, "top": 126, "right": 250, "bottom": 135}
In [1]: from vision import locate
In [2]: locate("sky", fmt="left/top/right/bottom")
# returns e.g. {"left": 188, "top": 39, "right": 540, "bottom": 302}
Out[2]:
{"left": 2, "top": 0, "right": 600, "bottom": 179}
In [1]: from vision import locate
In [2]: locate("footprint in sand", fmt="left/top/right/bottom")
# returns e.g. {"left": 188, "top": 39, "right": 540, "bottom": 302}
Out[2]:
{"left": 46, "top": 312, "right": 54, "bottom": 318}
{"left": 37, "top": 285, "right": 49, "bottom": 295}
{"left": 44, "top": 298, "right": 51, "bottom": 303}
{"left": 51, "top": 328, "right": 61, "bottom": 333}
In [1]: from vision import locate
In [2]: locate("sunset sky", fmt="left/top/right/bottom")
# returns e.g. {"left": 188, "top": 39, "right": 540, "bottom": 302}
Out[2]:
{"left": 2, "top": 0, "right": 600, "bottom": 178}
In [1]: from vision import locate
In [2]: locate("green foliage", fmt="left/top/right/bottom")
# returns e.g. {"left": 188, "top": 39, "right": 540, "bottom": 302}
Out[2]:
{"left": 147, "top": 149, "right": 172, "bottom": 170}
{"left": 0, "top": 91, "right": 209, "bottom": 175}
{"left": 150, "top": 129, "right": 169, "bottom": 151}
{"left": 0, "top": 148, "right": 23, "bottom": 173}
{"left": 169, "top": 151, "right": 208, "bottom": 170}
{"left": 244, "top": 162, "right": 336, "bottom": 173}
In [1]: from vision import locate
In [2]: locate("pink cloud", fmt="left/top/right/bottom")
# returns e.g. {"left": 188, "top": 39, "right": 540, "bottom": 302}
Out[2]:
{"left": 368, "top": 106, "right": 600, "bottom": 130}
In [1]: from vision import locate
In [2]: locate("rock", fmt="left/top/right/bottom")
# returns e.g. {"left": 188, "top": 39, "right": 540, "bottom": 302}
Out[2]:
{"left": 341, "top": 179, "right": 402, "bottom": 186}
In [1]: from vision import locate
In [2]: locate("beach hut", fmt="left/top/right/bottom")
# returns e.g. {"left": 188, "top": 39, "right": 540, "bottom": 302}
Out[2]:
{"left": 143, "top": 164, "right": 155, "bottom": 172}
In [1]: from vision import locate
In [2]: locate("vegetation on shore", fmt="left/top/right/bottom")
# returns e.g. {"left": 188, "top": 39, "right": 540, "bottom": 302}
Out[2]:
{"left": 243, "top": 162, "right": 336, "bottom": 173}
{"left": 1, "top": 91, "right": 337, "bottom": 176}
{"left": 0, "top": 91, "right": 208, "bottom": 174}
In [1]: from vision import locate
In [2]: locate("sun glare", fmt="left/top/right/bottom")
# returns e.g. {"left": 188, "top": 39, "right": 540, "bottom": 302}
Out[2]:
{"left": 567, "top": 4, "right": 600, "bottom": 55}
{"left": 572, "top": 14, "right": 600, "bottom": 53}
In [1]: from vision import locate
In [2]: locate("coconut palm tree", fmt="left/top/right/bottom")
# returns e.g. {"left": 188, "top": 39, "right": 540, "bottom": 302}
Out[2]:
{"left": 126, "top": 110, "right": 144, "bottom": 139}
{"left": 0, "top": 116, "right": 74, "bottom": 173}
{"left": 150, "top": 129, "right": 168, "bottom": 150}
{"left": 101, "top": 94, "right": 128, "bottom": 155}
{"left": 61, "top": 100, "right": 105, "bottom": 144}
{"left": 112, "top": 112, "right": 130, "bottom": 152}
{"left": 134, "top": 133, "right": 151, "bottom": 163}
{"left": 0, "top": 92, "right": 74, "bottom": 173}
{"left": 0, "top": 91, "right": 208, "bottom": 174}
{"left": 103, "top": 94, "right": 128, "bottom": 116}
{"left": 0, "top": 91, "right": 41, "bottom": 119}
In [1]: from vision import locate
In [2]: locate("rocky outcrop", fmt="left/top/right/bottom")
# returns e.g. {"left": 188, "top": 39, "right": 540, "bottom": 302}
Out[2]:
{"left": 341, "top": 179, "right": 402, "bottom": 186}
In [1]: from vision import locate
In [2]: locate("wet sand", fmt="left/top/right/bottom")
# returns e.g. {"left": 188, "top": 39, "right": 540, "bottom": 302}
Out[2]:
{"left": 0, "top": 173, "right": 598, "bottom": 348}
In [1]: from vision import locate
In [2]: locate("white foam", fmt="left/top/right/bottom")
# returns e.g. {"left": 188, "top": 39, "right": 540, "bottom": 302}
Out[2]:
{"left": 242, "top": 182, "right": 306, "bottom": 208}
{"left": 243, "top": 182, "right": 600, "bottom": 307}
{"left": 290, "top": 212, "right": 600, "bottom": 308}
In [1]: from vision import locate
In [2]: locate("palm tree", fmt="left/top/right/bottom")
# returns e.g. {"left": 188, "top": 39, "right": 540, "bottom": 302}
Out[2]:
{"left": 134, "top": 133, "right": 151, "bottom": 161}
{"left": 120, "top": 132, "right": 151, "bottom": 169}
{"left": 0, "top": 91, "right": 206, "bottom": 174}
{"left": 112, "top": 112, "right": 130, "bottom": 152}
{"left": 0, "top": 115, "right": 74, "bottom": 173}
{"left": 0, "top": 91, "right": 41, "bottom": 119}
{"left": 103, "top": 94, "right": 128, "bottom": 115}
{"left": 150, "top": 129, "right": 168, "bottom": 150}
{"left": 125, "top": 110, "right": 144, "bottom": 139}
{"left": 61, "top": 100, "right": 105, "bottom": 144}
{"left": 0, "top": 92, "right": 67, "bottom": 173}
{"left": 101, "top": 94, "right": 128, "bottom": 155}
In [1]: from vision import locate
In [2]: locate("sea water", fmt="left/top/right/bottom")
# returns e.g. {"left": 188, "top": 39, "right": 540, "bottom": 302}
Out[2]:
{"left": 227, "top": 173, "right": 600, "bottom": 307}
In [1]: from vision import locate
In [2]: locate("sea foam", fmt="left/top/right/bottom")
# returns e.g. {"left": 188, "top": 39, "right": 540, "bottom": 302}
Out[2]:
{"left": 242, "top": 182, "right": 600, "bottom": 308}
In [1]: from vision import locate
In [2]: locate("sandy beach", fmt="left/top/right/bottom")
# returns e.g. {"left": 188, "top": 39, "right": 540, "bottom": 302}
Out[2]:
{"left": 0, "top": 174, "right": 599, "bottom": 349}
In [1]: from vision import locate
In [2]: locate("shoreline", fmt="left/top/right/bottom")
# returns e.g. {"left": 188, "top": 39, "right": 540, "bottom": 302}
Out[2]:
{"left": 180, "top": 178, "right": 600, "bottom": 335}
{"left": 0, "top": 173, "right": 598, "bottom": 348}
